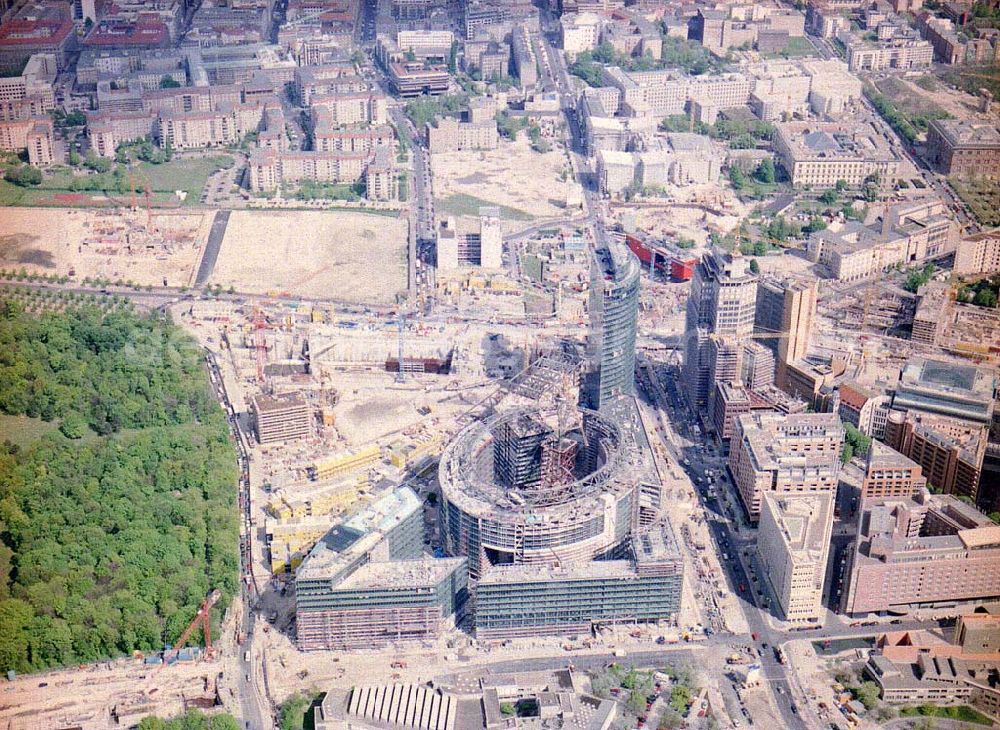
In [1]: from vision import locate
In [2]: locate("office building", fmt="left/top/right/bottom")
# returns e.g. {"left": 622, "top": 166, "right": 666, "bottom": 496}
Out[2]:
{"left": 861, "top": 441, "right": 928, "bottom": 499}
{"left": 251, "top": 394, "right": 312, "bottom": 444}
{"left": 864, "top": 605, "right": 1000, "bottom": 722}
{"left": 843, "top": 492, "right": 1000, "bottom": 615}
{"left": 806, "top": 198, "right": 956, "bottom": 283}
{"left": 893, "top": 357, "right": 997, "bottom": 427}
{"left": 435, "top": 208, "right": 503, "bottom": 270}
{"left": 295, "top": 487, "right": 469, "bottom": 650}
{"left": 757, "top": 492, "right": 834, "bottom": 623}
{"left": 774, "top": 120, "right": 901, "bottom": 189}
{"left": 474, "top": 519, "right": 683, "bottom": 639}
{"left": 742, "top": 341, "right": 776, "bottom": 392}
{"left": 682, "top": 251, "right": 758, "bottom": 410}
{"left": 728, "top": 412, "right": 843, "bottom": 522}
{"left": 754, "top": 276, "right": 818, "bottom": 390}
{"left": 587, "top": 241, "right": 641, "bottom": 409}
{"left": 955, "top": 229, "right": 1000, "bottom": 276}
{"left": 926, "top": 119, "right": 1000, "bottom": 178}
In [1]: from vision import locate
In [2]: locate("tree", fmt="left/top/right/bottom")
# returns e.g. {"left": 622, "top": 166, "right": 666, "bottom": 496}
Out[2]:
{"left": 58, "top": 412, "right": 87, "bottom": 439}
{"left": 819, "top": 189, "right": 838, "bottom": 205}
{"left": 500, "top": 702, "right": 515, "bottom": 716}
{"left": 83, "top": 153, "right": 111, "bottom": 173}
{"left": 728, "top": 166, "right": 748, "bottom": 190}
{"left": 68, "top": 149, "right": 81, "bottom": 166}
{"left": 159, "top": 75, "right": 182, "bottom": 89}
{"left": 974, "top": 288, "right": 997, "bottom": 308}
{"left": 803, "top": 217, "right": 827, "bottom": 234}
{"left": 749, "top": 258, "right": 760, "bottom": 274}
{"left": 862, "top": 173, "right": 881, "bottom": 202}
{"left": 658, "top": 709, "right": 682, "bottom": 730}
{"left": 989, "top": 512, "right": 1000, "bottom": 525}
{"left": 754, "top": 158, "right": 776, "bottom": 184}
{"left": 856, "top": 681, "right": 881, "bottom": 710}
{"left": 448, "top": 40, "right": 458, "bottom": 73}
{"left": 4, "top": 166, "right": 42, "bottom": 187}
{"left": 669, "top": 685, "right": 691, "bottom": 713}
{"left": 841, "top": 442, "right": 854, "bottom": 464}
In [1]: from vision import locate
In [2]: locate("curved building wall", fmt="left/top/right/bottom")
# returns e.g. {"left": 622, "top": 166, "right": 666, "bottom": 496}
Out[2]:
{"left": 439, "top": 406, "right": 640, "bottom": 579}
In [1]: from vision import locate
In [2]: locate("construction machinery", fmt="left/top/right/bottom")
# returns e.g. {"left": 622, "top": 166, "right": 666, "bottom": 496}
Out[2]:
{"left": 164, "top": 589, "right": 222, "bottom": 663}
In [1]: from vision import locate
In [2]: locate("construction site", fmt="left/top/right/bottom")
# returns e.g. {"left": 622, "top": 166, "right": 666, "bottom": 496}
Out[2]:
{"left": 0, "top": 206, "right": 210, "bottom": 287}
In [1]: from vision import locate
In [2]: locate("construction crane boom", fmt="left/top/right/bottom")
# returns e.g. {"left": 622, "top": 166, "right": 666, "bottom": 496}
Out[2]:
{"left": 165, "top": 589, "right": 221, "bottom": 662}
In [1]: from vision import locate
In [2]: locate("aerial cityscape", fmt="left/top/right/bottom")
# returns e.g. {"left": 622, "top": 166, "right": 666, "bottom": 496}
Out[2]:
{"left": 0, "top": 0, "right": 998, "bottom": 728}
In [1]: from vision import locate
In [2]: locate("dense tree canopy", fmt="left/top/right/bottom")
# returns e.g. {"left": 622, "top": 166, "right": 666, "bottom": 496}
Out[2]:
{"left": 0, "top": 302, "right": 237, "bottom": 673}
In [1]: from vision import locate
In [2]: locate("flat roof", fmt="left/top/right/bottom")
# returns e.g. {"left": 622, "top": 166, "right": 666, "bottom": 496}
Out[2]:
{"left": 336, "top": 557, "right": 465, "bottom": 589}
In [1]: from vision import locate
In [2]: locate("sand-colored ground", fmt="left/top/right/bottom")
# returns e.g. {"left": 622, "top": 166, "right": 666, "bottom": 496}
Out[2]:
{"left": 0, "top": 207, "right": 208, "bottom": 287}
{"left": 431, "top": 136, "right": 581, "bottom": 222}
{"left": 209, "top": 210, "right": 408, "bottom": 304}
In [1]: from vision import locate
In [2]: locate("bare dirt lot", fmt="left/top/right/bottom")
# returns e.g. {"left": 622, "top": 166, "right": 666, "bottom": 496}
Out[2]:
{"left": 0, "top": 207, "right": 208, "bottom": 286}
{"left": 432, "top": 137, "right": 582, "bottom": 223}
{"left": 208, "top": 210, "right": 408, "bottom": 304}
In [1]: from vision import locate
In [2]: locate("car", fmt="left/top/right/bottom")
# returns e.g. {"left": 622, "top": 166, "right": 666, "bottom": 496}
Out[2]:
{"left": 790, "top": 704, "right": 798, "bottom": 715}
{"left": 890, "top": 618, "right": 904, "bottom": 624}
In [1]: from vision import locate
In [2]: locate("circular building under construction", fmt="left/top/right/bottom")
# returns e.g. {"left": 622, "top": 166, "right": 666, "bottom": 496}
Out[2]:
{"left": 439, "top": 405, "right": 642, "bottom": 579}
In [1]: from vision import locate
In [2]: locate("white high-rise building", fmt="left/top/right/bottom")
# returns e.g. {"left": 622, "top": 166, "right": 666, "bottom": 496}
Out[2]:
{"left": 479, "top": 207, "right": 503, "bottom": 269}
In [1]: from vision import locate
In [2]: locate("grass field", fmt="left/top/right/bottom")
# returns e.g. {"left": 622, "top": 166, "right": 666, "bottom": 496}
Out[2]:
{"left": 874, "top": 77, "right": 950, "bottom": 123}
{"left": 0, "top": 414, "right": 60, "bottom": 448}
{"left": 437, "top": 193, "right": 534, "bottom": 221}
{"left": 136, "top": 155, "right": 234, "bottom": 204}
{"left": 0, "top": 155, "right": 234, "bottom": 208}
{"left": 899, "top": 705, "right": 993, "bottom": 725}
{"left": 953, "top": 178, "right": 1000, "bottom": 227}
{"left": 763, "top": 36, "right": 817, "bottom": 59}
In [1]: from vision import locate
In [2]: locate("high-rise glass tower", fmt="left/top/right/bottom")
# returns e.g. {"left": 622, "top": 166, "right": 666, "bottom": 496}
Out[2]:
{"left": 587, "top": 240, "right": 641, "bottom": 409}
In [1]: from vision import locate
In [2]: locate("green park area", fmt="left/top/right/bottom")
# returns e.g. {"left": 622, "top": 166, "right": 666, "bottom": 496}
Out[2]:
{"left": 0, "top": 301, "right": 238, "bottom": 673}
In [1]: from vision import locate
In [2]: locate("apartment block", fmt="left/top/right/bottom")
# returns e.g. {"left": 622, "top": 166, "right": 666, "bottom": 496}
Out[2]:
{"left": 0, "top": 53, "right": 55, "bottom": 121}
{"left": 845, "top": 35, "right": 934, "bottom": 72}
{"left": 561, "top": 12, "right": 601, "bottom": 57}
{"left": 293, "top": 65, "right": 370, "bottom": 106}
{"left": 774, "top": 120, "right": 901, "bottom": 189}
{"left": 955, "top": 229, "right": 1000, "bottom": 276}
{"left": 511, "top": 24, "right": 537, "bottom": 88}
{"left": 757, "top": 492, "right": 834, "bottom": 623}
{"left": 843, "top": 492, "right": 1000, "bottom": 615}
{"left": 87, "top": 110, "right": 157, "bottom": 157}
{"left": 926, "top": 119, "right": 1000, "bottom": 178}
{"left": 885, "top": 410, "right": 988, "bottom": 503}
{"left": 312, "top": 112, "right": 394, "bottom": 155}
{"left": 426, "top": 115, "right": 499, "bottom": 153}
{"left": 861, "top": 441, "right": 928, "bottom": 500}
{"left": 0, "top": 116, "right": 53, "bottom": 165}
{"left": 728, "top": 412, "right": 843, "bottom": 522}
{"left": 252, "top": 394, "right": 312, "bottom": 444}
{"left": 310, "top": 93, "right": 388, "bottom": 126}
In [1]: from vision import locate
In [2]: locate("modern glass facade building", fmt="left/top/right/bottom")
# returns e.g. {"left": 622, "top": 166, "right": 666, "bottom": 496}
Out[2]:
{"left": 588, "top": 240, "right": 641, "bottom": 410}
{"left": 474, "top": 519, "right": 683, "bottom": 639}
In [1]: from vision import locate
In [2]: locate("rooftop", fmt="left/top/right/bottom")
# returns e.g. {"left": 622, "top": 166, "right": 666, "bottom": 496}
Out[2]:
{"left": 762, "top": 492, "right": 834, "bottom": 561}
{"left": 931, "top": 118, "right": 1000, "bottom": 149}
{"left": 336, "top": 557, "right": 466, "bottom": 590}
